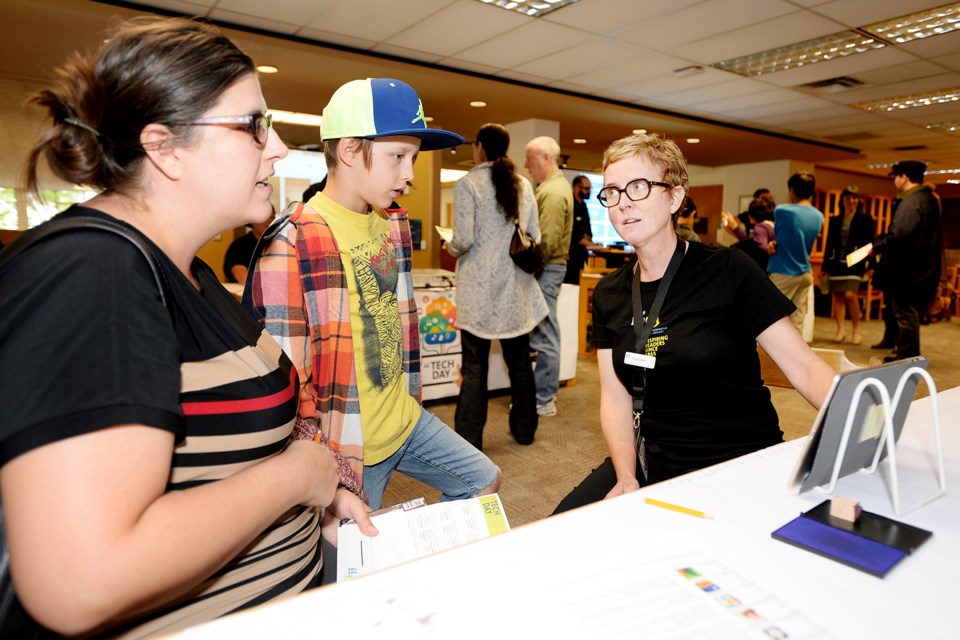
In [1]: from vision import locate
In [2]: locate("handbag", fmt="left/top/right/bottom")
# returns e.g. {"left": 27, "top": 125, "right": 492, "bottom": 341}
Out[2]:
{"left": 509, "top": 217, "right": 544, "bottom": 274}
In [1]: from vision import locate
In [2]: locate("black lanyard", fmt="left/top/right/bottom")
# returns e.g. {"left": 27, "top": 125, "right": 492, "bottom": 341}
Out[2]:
{"left": 631, "top": 240, "right": 685, "bottom": 418}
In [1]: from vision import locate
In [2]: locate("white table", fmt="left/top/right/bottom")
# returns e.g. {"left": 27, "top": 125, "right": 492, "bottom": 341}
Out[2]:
{"left": 171, "top": 386, "right": 959, "bottom": 639}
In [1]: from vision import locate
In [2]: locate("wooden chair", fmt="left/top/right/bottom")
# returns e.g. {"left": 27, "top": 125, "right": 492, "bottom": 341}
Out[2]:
{"left": 577, "top": 268, "right": 615, "bottom": 355}
{"left": 857, "top": 270, "right": 883, "bottom": 321}
{"left": 758, "top": 345, "right": 862, "bottom": 389}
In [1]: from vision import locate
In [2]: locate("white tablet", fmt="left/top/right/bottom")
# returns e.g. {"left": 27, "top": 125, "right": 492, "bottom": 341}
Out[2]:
{"left": 787, "top": 356, "right": 929, "bottom": 493}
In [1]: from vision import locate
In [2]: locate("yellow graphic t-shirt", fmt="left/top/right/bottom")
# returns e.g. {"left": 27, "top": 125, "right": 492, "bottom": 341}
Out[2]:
{"left": 313, "top": 195, "right": 420, "bottom": 464}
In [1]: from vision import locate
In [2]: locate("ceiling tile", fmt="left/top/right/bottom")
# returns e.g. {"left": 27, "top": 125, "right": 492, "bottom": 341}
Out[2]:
{"left": 369, "top": 43, "right": 445, "bottom": 64}
{"left": 612, "top": 67, "right": 738, "bottom": 99}
{"left": 759, "top": 46, "right": 919, "bottom": 87}
{"left": 453, "top": 20, "right": 591, "bottom": 69}
{"left": 836, "top": 72, "right": 960, "bottom": 104}
{"left": 139, "top": 0, "right": 216, "bottom": 12}
{"left": 385, "top": 1, "right": 530, "bottom": 58}
{"left": 215, "top": 0, "right": 331, "bottom": 26}
{"left": 852, "top": 61, "right": 950, "bottom": 87}
{"left": 723, "top": 95, "right": 840, "bottom": 120}
{"left": 540, "top": 0, "right": 704, "bottom": 35}
{"left": 208, "top": 9, "right": 302, "bottom": 35}
{"left": 656, "top": 77, "right": 772, "bottom": 107}
{"left": 671, "top": 11, "right": 846, "bottom": 64}
{"left": 295, "top": 28, "right": 378, "bottom": 50}
{"left": 898, "top": 31, "right": 960, "bottom": 59}
{"left": 299, "top": 0, "right": 454, "bottom": 42}
{"left": 563, "top": 53, "right": 671, "bottom": 89}
{"left": 932, "top": 51, "right": 960, "bottom": 72}
{"left": 511, "top": 38, "right": 649, "bottom": 80}
{"left": 701, "top": 87, "right": 801, "bottom": 113}
{"left": 811, "top": 0, "right": 955, "bottom": 26}
{"left": 614, "top": 0, "right": 797, "bottom": 51}
{"left": 436, "top": 58, "right": 503, "bottom": 76}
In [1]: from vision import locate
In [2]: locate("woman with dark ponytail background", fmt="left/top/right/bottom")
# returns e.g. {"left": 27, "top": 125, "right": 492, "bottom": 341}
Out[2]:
{"left": 0, "top": 17, "right": 372, "bottom": 638}
{"left": 446, "top": 123, "right": 547, "bottom": 451}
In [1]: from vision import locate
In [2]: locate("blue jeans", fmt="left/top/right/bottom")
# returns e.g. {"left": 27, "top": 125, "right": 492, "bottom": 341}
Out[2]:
{"left": 362, "top": 406, "right": 501, "bottom": 510}
{"left": 530, "top": 263, "right": 565, "bottom": 407}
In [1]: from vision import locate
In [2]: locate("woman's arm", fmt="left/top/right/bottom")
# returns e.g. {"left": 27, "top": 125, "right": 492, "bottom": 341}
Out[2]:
{"left": 447, "top": 180, "right": 477, "bottom": 257}
{"left": 596, "top": 349, "right": 641, "bottom": 498}
{"left": 1, "top": 426, "right": 338, "bottom": 635}
{"left": 757, "top": 317, "right": 836, "bottom": 410}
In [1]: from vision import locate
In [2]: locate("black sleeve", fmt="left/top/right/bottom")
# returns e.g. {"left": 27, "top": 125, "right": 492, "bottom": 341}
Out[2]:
{"left": 727, "top": 248, "right": 796, "bottom": 338}
{"left": 0, "top": 231, "right": 183, "bottom": 465}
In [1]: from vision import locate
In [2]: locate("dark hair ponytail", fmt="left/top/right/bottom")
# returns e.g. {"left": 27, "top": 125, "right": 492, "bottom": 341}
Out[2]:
{"left": 475, "top": 123, "right": 520, "bottom": 222}
{"left": 25, "top": 17, "right": 255, "bottom": 197}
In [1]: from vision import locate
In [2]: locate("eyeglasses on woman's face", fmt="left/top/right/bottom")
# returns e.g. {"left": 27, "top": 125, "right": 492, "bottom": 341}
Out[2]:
{"left": 597, "top": 177, "right": 672, "bottom": 207}
{"left": 180, "top": 112, "right": 273, "bottom": 144}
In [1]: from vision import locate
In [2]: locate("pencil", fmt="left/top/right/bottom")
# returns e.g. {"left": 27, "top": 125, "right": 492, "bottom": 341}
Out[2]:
{"left": 644, "top": 497, "right": 713, "bottom": 519}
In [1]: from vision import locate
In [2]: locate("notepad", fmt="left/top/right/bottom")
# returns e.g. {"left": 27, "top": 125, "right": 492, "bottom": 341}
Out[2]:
{"left": 845, "top": 243, "right": 872, "bottom": 267}
{"left": 435, "top": 226, "right": 453, "bottom": 242}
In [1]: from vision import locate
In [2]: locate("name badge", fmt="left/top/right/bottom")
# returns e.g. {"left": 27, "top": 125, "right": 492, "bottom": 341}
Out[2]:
{"left": 625, "top": 351, "right": 656, "bottom": 369}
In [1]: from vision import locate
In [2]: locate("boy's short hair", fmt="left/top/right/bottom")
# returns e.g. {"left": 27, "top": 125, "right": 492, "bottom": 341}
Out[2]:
{"left": 320, "top": 78, "right": 463, "bottom": 151}
{"left": 323, "top": 138, "right": 374, "bottom": 174}
{"left": 787, "top": 171, "right": 816, "bottom": 200}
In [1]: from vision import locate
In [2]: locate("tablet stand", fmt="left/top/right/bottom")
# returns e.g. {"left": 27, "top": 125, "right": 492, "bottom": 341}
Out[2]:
{"left": 815, "top": 366, "right": 945, "bottom": 517}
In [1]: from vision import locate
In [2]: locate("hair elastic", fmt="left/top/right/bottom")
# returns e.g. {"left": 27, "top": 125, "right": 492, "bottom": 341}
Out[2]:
{"left": 63, "top": 117, "right": 100, "bottom": 137}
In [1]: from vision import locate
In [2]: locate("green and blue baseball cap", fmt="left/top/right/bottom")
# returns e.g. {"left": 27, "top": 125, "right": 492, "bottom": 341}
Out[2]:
{"left": 320, "top": 78, "right": 464, "bottom": 151}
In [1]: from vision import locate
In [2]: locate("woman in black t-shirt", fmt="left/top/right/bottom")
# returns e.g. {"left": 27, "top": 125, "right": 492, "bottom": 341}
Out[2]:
{"left": 554, "top": 134, "right": 835, "bottom": 514}
{"left": 0, "top": 18, "right": 374, "bottom": 638}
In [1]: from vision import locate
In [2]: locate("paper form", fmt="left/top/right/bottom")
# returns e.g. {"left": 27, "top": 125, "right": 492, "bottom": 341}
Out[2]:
{"left": 337, "top": 494, "right": 509, "bottom": 581}
{"left": 845, "top": 243, "right": 872, "bottom": 268}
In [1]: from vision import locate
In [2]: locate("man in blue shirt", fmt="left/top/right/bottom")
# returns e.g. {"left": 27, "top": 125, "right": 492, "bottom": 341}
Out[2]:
{"left": 767, "top": 172, "right": 824, "bottom": 336}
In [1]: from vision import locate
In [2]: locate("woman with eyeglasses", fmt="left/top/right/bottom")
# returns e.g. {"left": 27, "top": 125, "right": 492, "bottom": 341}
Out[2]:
{"left": 0, "top": 18, "right": 372, "bottom": 638}
{"left": 554, "top": 133, "right": 835, "bottom": 514}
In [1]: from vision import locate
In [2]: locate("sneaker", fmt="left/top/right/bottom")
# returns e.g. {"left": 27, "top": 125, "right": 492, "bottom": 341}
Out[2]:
{"left": 536, "top": 399, "right": 557, "bottom": 417}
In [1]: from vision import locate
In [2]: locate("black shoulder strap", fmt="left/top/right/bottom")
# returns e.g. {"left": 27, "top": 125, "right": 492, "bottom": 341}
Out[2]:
{"left": 0, "top": 216, "right": 169, "bottom": 308}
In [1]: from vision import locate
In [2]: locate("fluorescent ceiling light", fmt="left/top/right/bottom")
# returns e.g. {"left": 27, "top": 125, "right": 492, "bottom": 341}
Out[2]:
{"left": 925, "top": 167, "right": 960, "bottom": 174}
{"left": 711, "top": 3, "right": 960, "bottom": 77}
{"left": 712, "top": 31, "right": 885, "bottom": 77}
{"left": 441, "top": 169, "right": 469, "bottom": 183}
{"left": 861, "top": 2, "right": 960, "bottom": 44}
{"left": 475, "top": 0, "right": 580, "bottom": 18}
{"left": 850, "top": 87, "right": 960, "bottom": 112}
{"left": 257, "top": 65, "right": 279, "bottom": 74}
{"left": 271, "top": 109, "right": 323, "bottom": 127}
{"left": 925, "top": 120, "right": 960, "bottom": 132}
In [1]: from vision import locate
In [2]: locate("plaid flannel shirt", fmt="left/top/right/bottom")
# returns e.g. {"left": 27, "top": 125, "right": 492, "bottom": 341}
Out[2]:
{"left": 244, "top": 202, "right": 421, "bottom": 481}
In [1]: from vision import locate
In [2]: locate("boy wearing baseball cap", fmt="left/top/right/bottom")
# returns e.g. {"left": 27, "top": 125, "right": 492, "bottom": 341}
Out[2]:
{"left": 245, "top": 79, "right": 501, "bottom": 516}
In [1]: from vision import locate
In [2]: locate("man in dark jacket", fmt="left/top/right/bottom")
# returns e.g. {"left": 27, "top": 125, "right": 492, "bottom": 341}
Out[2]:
{"left": 872, "top": 160, "right": 943, "bottom": 361}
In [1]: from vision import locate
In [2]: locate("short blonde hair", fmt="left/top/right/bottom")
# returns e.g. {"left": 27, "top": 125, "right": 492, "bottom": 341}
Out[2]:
{"left": 602, "top": 133, "right": 689, "bottom": 193}
{"left": 323, "top": 138, "right": 375, "bottom": 174}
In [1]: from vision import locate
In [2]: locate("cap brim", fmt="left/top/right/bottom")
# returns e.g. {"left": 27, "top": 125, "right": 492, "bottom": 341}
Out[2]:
{"left": 369, "top": 128, "right": 465, "bottom": 151}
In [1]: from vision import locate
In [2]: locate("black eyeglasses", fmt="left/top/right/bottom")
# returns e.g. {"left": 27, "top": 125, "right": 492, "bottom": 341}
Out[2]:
{"left": 597, "top": 178, "right": 673, "bottom": 207}
{"left": 181, "top": 113, "right": 273, "bottom": 144}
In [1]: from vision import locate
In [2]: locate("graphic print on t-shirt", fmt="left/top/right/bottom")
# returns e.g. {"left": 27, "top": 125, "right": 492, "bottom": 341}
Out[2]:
{"left": 348, "top": 233, "right": 401, "bottom": 390}
{"left": 638, "top": 312, "right": 670, "bottom": 358}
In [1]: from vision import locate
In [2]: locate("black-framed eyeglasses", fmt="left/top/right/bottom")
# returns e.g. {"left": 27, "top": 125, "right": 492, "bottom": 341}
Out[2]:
{"left": 597, "top": 178, "right": 673, "bottom": 207}
{"left": 180, "top": 113, "right": 273, "bottom": 144}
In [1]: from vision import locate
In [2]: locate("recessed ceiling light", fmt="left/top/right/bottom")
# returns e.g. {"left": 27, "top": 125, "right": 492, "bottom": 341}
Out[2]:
{"left": 633, "top": 129, "right": 647, "bottom": 135}
{"left": 469, "top": 101, "right": 487, "bottom": 108}
{"left": 573, "top": 138, "right": 587, "bottom": 144}
{"left": 474, "top": 0, "right": 581, "bottom": 18}
{"left": 270, "top": 109, "right": 323, "bottom": 127}
{"left": 257, "top": 65, "right": 279, "bottom": 74}
{"left": 424, "top": 116, "right": 434, "bottom": 123}
{"left": 686, "top": 138, "right": 700, "bottom": 144}
{"left": 851, "top": 87, "right": 960, "bottom": 112}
